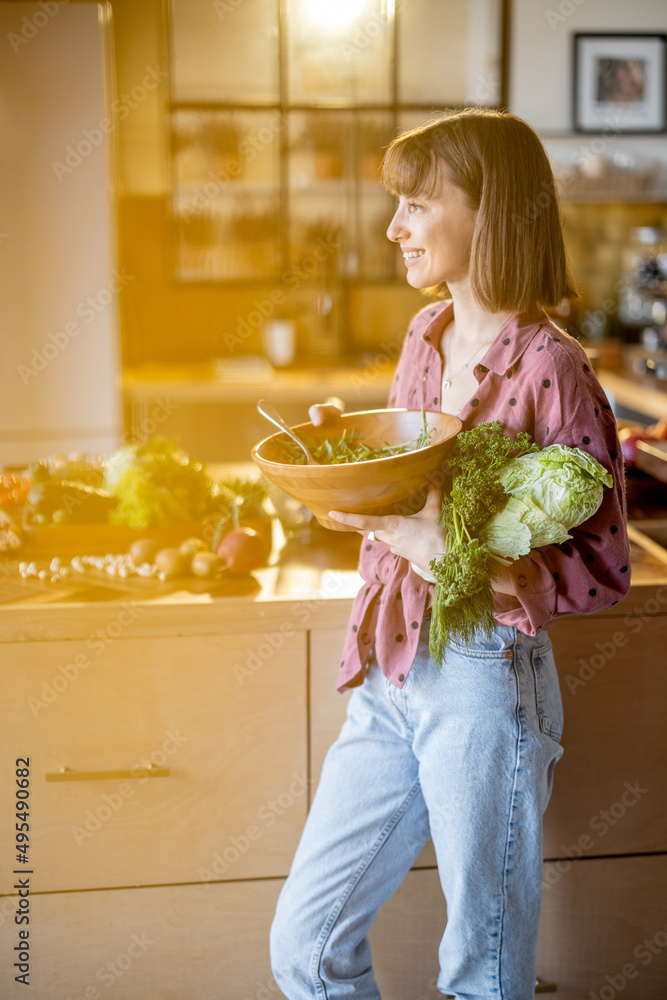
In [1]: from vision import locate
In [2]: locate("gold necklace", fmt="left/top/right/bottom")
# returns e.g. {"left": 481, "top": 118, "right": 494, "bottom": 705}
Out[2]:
{"left": 441, "top": 314, "right": 512, "bottom": 390}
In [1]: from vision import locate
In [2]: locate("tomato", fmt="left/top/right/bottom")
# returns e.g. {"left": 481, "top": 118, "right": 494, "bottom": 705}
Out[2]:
{"left": 618, "top": 427, "right": 650, "bottom": 466}
{"left": 216, "top": 528, "right": 270, "bottom": 575}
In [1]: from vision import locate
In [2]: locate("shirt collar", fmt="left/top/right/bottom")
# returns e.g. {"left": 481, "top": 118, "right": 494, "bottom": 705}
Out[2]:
{"left": 421, "top": 302, "right": 549, "bottom": 376}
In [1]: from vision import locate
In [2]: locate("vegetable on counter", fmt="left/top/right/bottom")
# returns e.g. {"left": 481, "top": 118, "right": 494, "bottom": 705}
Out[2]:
{"left": 216, "top": 527, "right": 270, "bottom": 575}
{"left": 21, "top": 444, "right": 272, "bottom": 547}
{"left": 1, "top": 472, "right": 30, "bottom": 509}
{"left": 209, "top": 477, "right": 272, "bottom": 554}
{"left": 26, "top": 462, "right": 117, "bottom": 525}
{"left": 619, "top": 419, "right": 667, "bottom": 467}
{"left": 104, "top": 438, "right": 227, "bottom": 529}
{"left": 429, "top": 421, "right": 613, "bottom": 667}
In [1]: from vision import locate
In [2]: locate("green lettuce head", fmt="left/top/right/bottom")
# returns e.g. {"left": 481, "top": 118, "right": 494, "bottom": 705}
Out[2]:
{"left": 480, "top": 444, "right": 613, "bottom": 559}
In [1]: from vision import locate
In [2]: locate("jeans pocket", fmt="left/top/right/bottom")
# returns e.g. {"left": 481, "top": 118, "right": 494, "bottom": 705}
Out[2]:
{"left": 447, "top": 624, "right": 516, "bottom": 659}
{"left": 531, "top": 643, "right": 564, "bottom": 742}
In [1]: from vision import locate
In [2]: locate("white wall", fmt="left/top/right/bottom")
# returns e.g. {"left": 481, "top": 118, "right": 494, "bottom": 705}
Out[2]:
{"left": 510, "top": 0, "right": 667, "bottom": 133}
{"left": 0, "top": 2, "right": 122, "bottom": 468}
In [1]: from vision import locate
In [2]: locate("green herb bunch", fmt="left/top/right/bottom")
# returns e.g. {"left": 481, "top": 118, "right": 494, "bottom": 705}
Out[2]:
{"left": 429, "top": 421, "right": 539, "bottom": 666}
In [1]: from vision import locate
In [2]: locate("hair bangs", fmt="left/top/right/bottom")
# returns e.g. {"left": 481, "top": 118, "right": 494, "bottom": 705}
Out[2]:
{"left": 381, "top": 137, "right": 441, "bottom": 200}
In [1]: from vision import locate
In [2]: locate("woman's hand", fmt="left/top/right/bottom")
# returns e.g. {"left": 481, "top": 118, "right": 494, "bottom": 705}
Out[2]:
{"left": 488, "top": 560, "right": 515, "bottom": 595}
{"left": 329, "top": 484, "right": 519, "bottom": 596}
{"left": 308, "top": 401, "right": 344, "bottom": 426}
{"left": 328, "top": 485, "right": 447, "bottom": 574}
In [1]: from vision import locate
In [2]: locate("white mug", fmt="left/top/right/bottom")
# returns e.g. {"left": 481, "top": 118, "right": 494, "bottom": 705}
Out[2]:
{"left": 262, "top": 320, "right": 296, "bottom": 367}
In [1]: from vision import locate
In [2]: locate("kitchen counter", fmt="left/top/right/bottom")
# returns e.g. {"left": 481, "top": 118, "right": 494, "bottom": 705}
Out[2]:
{"left": 122, "top": 359, "right": 396, "bottom": 404}
{"left": 1, "top": 518, "right": 667, "bottom": 998}
{"left": 1, "top": 516, "right": 667, "bottom": 640}
{"left": 598, "top": 346, "right": 667, "bottom": 423}
{"left": 121, "top": 361, "right": 397, "bottom": 461}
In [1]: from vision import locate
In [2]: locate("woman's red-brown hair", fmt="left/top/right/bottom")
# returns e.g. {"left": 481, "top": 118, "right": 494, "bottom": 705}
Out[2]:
{"left": 381, "top": 108, "right": 578, "bottom": 312}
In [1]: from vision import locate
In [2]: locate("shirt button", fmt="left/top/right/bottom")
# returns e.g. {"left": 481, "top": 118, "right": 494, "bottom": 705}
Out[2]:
{"left": 398, "top": 673, "right": 405, "bottom": 682}
{"left": 505, "top": 650, "right": 514, "bottom": 659}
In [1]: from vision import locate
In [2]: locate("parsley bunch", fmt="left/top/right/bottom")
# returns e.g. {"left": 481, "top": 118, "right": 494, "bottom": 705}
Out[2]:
{"left": 428, "top": 421, "right": 539, "bottom": 666}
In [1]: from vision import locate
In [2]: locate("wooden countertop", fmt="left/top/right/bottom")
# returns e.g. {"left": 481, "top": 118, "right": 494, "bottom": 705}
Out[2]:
{"left": 123, "top": 350, "right": 667, "bottom": 421}
{"left": 1, "top": 525, "right": 666, "bottom": 644}
{"left": 122, "top": 360, "right": 396, "bottom": 407}
{"left": 598, "top": 369, "right": 667, "bottom": 422}
{"left": 598, "top": 347, "right": 667, "bottom": 422}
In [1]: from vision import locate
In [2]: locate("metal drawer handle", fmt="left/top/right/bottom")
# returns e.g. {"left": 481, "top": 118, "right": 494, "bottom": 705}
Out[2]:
{"left": 46, "top": 764, "right": 170, "bottom": 782}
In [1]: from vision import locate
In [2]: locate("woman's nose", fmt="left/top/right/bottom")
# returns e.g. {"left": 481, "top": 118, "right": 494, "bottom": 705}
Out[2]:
{"left": 387, "top": 208, "right": 406, "bottom": 242}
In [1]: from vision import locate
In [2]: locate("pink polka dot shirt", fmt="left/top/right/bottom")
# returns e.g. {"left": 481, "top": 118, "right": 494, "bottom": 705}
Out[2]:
{"left": 336, "top": 300, "right": 631, "bottom": 693}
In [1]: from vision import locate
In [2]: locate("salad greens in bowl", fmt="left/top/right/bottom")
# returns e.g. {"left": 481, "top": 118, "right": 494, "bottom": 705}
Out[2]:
{"left": 251, "top": 408, "right": 462, "bottom": 532}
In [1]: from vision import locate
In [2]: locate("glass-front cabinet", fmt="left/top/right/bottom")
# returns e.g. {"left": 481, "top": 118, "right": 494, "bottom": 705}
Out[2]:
{"left": 168, "top": 0, "right": 506, "bottom": 294}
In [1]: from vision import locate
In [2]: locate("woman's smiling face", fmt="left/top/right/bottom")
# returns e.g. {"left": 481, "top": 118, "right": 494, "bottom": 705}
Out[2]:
{"left": 386, "top": 170, "right": 478, "bottom": 289}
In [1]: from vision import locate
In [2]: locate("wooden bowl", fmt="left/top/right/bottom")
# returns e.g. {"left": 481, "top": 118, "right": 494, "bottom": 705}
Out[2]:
{"left": 251, "top": 409, "right": 462, "bottom": 531}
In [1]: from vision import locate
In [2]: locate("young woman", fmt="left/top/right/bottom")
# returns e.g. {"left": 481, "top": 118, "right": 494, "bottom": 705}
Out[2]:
{"left": 270, "top": 109, "right": 631, "bottom": 1000}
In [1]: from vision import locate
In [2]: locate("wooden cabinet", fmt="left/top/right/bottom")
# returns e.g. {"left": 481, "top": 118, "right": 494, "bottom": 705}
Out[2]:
{"left": 0, "top": 633, "right": 307, "bottom": 895}
{"left": 2, "top": 880, "right": 284, "bottom": 1000}
{"left": 547, "top": 617, "right": 667, "bottom": 859}
{"left": 1, "top": 581, "right": 666, "bottom": 998}
{"left": 0, "top": 622, "right": 309, "bottom": 999}
{"left": 538, "top": 855, "right": 667, "bottom": 997}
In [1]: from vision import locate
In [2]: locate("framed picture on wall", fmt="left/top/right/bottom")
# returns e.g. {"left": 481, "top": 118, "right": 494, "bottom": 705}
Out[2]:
{"left": 573, "top": 33, "right": 667, "bottom": 133}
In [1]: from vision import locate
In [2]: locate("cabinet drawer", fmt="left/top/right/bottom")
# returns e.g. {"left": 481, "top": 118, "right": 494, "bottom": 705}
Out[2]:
{"left": 538, "top": 854, "right": 667, "bottom": 998}
{"left": 547, "top": 617, "right": 667, "bottom": 857}
{"left": 0, "top": 632, "right": 307, "bottom": 892}
{"left": 0, "top": 879, "right": 286, "bottom": 1000}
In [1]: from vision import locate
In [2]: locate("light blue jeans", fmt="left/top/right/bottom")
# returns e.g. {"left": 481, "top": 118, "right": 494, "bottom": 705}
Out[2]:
{"left": 270, "top": 618, "right": 564, "bottom": 1000}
